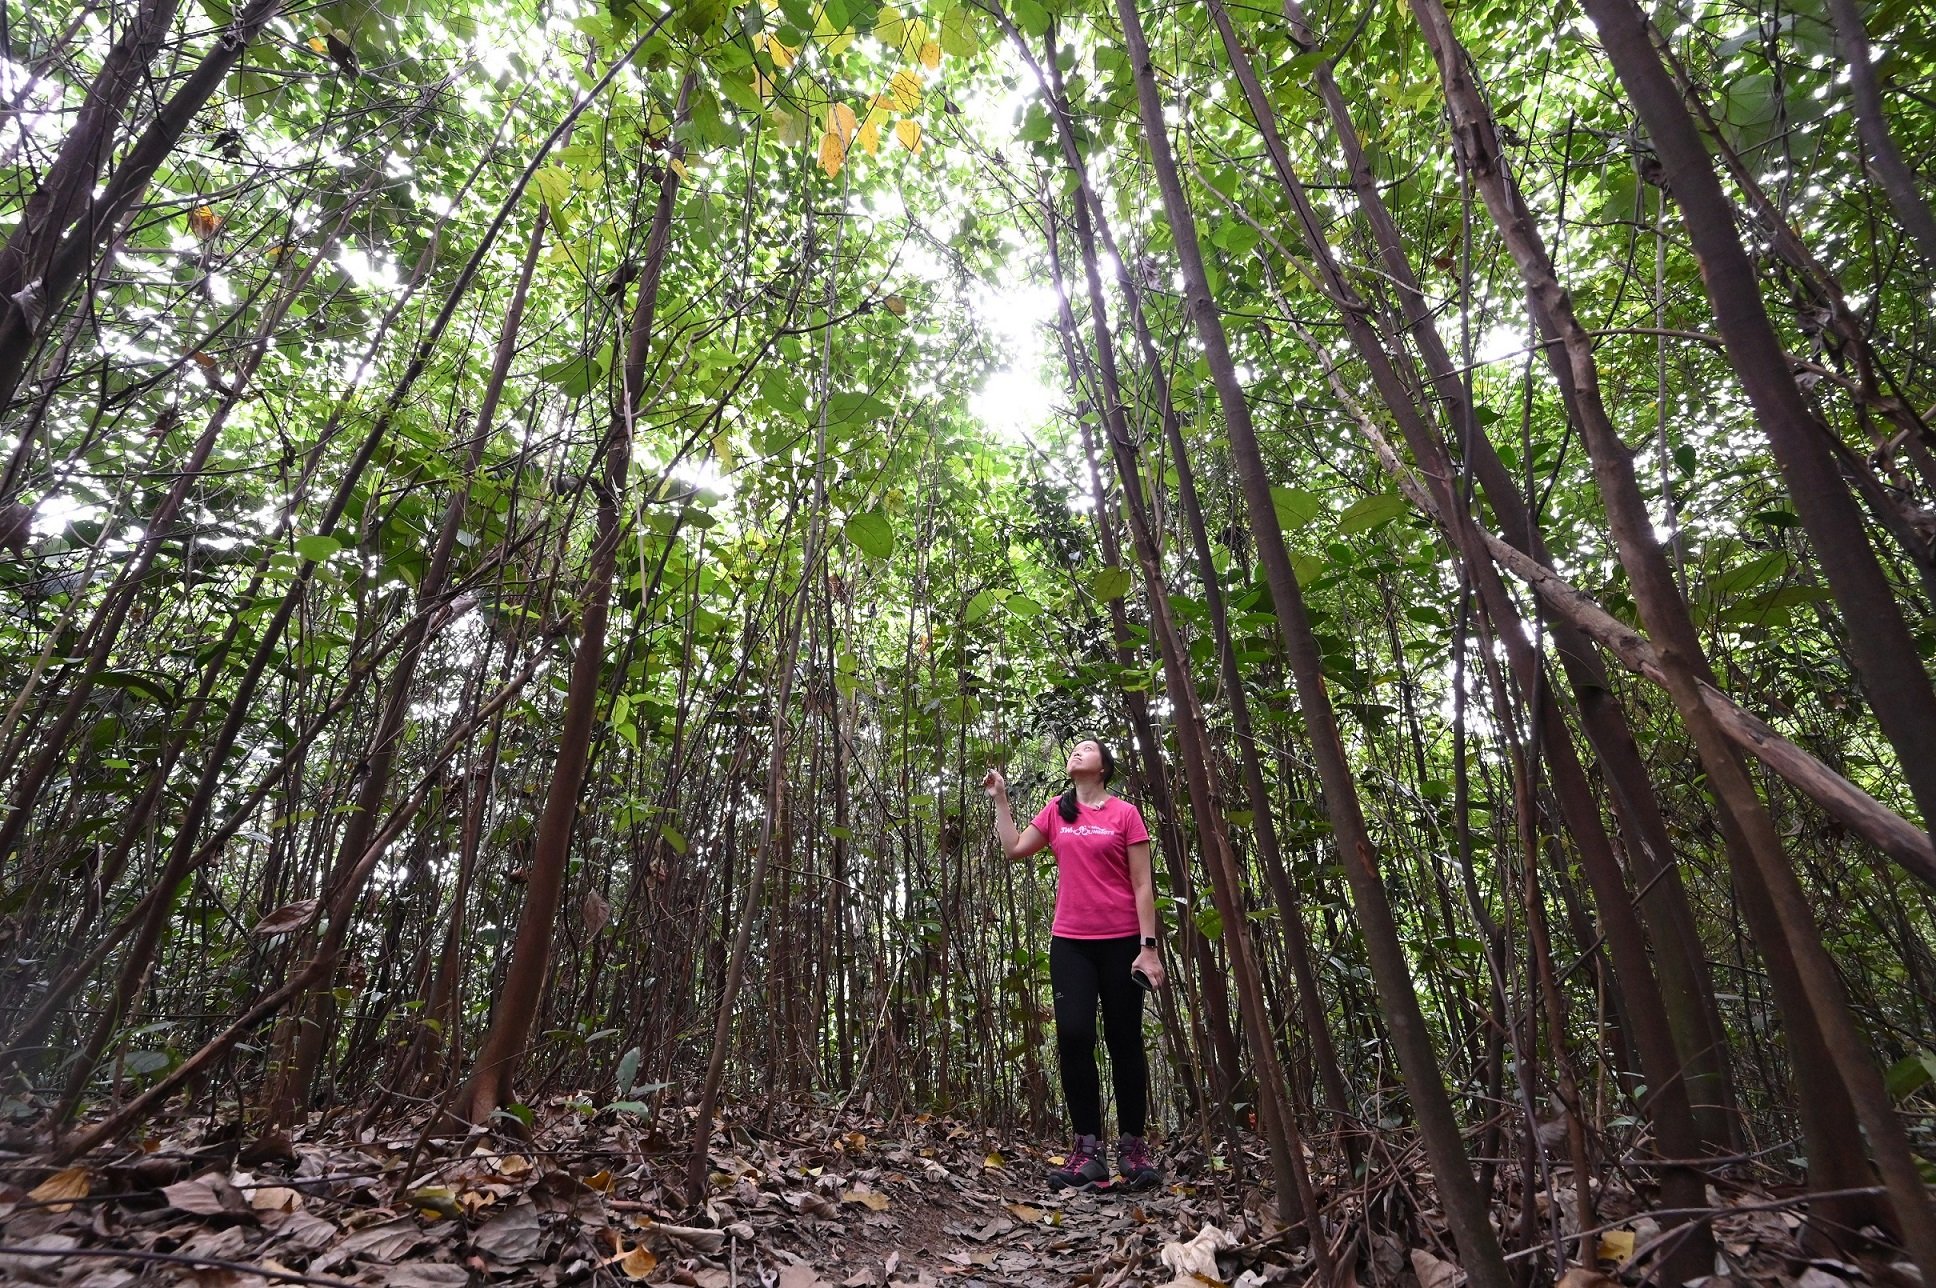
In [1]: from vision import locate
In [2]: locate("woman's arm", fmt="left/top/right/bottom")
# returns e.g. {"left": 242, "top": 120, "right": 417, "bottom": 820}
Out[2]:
{"left": 1128, "top": 839, "right": 1166, "bottom": 988}
{"left": 983, "top": 769, "right": 1048, "bottom": 860}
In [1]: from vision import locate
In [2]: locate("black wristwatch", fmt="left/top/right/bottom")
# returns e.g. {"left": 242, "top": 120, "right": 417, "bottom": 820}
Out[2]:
{"left": 1141, "top": 935, "right": 1158, "bottom": 949}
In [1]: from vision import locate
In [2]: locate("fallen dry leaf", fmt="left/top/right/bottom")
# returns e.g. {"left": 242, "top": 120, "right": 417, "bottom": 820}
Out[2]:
{"left": 1411, "top": 1247, "right": 1463, "bottom": 1288}
{"left": 1596, "top": 1229, "right": 1635, "bottom": 1263}
{"left": 1554, "top": 1272, "right": 1617, "bottom": 1288}
{"left": 472, "top": 1196, "right": 543, "bottom": 1262}
{"left": 777, "top": 1263, "right": 833, "bottom": 1288}
{"left": 616, "top": 1240, "right": 657, "bottom": 1278}
{"left": 841, "top": 1186, "right": 891, "bottom": 1211}
{"left": 248, "top": 1184, "right": 302, "bottom": 1214}
{"left": 163, "top": 1172, "right": 250, "bottom": 1218}
{"left": 1158, "top": 1224, "right": 1236, "bottom": 1286}
{"left": 26, "top": 1167, "right": 88, "bottom": 1212}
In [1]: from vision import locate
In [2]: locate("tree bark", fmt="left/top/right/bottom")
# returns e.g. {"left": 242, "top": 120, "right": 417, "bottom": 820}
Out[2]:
{"left": 1114, "top": 4, "right": 1510, "bottom": 1281}
{"left": 457, "top": 73, "right": 690, "bottom": 1129}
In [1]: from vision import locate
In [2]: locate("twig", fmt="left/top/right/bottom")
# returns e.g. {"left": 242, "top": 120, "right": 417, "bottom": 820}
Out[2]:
{"left": 0, "top": 1243, "right": 360, "bottom": 1287}
{"left": 1501, "top": 1186, "right": 1888, "bottom": 1264}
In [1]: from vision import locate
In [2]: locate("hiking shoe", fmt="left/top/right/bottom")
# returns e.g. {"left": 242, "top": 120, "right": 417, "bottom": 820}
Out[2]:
{"left": 1048, "top": 1133, "right": 1108, "bottom": 1191}
{"left": 1116, "top": 1135, "right": 1161, "bottom": 1190}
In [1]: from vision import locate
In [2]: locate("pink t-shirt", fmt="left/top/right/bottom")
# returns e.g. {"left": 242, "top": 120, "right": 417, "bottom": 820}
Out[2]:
{"left": 1029, "top": 795, "right": 1151, "bottom": 938}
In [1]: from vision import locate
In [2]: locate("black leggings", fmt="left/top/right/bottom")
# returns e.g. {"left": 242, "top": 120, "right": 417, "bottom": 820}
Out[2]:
{"left": 1050, "top": 934, "right": 1148, "bottom": 1138}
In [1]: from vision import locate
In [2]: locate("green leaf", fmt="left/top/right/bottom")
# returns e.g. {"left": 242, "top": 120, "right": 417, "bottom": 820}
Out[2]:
{"left": 1338, "top": 492, "right": 1407, "bottom": 534}
{"left": 294, "top": 534, "right": 341, "bottom": 562}
{"left": 533, "top": 165, "right": 573, "bottom": 208}
{"left": 1194, "top": 903, "right": 1223, "bottom": 941}
{"left": 1271, "top": 486, "right": 1321, "bottom": 530}
{"left": 661, "top": 825, "right": 688, "bottom": 855}
{"left": 825, "top": 389, "right": 892, "bottom": 425}
{"left": 1007, "top": 0, "right": 1049, "bottom": 37}
{"left": 1886, "top": 1051, "right": 1936, "bottom": 1100}
{"left": 1092, "top": 565, "right": 1133, "bottom": 600}
{"left": 1006, "top": 592, "right": 1043, "bottom": 620}
{"left": 95, "top": 670, "right": 176, "bottom": 708}
{"left": 965, "top": 588, "right": 1002, "bottom": 623}
{"left": 615, "top": 1045, "right": 641, "bottom": 1095}
{"left": 124, "top": 1050, "right": 171, "bottom": 1076}
{"left": 845, "top": 509, "right": 895, "bottom": 559}
{"left": 940, "top": 3, "right": 984, "bottom": 53}
{"left": 1710, "top": 552, "right": 1790, "bottom": 600}
{"left": 540, "top": 354, "right": 599, "bottom": 396}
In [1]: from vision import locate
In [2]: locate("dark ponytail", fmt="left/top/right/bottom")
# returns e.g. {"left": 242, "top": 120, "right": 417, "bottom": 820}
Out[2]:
{"left": 1057, "top": 738, "right": 1117, "bottom": 822}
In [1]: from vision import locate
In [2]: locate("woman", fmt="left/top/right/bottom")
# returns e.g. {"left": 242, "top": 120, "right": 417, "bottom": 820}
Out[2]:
{"left": 983, "top": 738, "right": 1165, "bottom": 1192}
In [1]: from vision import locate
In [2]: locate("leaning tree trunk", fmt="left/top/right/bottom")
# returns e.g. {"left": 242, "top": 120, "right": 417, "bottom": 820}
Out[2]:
{"left": 455, "top": 75, "right": 690, "bottom": 1129}
{"left": 1111, "top": 3, "right": 1512, "bottom": 1281}
{"left": 1588, "top": 0, "right": 1936, "bottom": 849}
{"left": 1018, "top": 29, "right": 1357, "bottom": 1157}
{"left": 1043, "top": 187, "right": 1330, "bottom": 1266}
{"left": 0, "top": 0, "right": 285, "bottom": 417}
{"left": 1440, "top": 0, "right": 1936, "bottom": 1265}
{"left": 265, "top": 206, "right": 551, "bottom": 1128}
{"left": 1279, "top": 0, "right": 1736, "bottom": 1142}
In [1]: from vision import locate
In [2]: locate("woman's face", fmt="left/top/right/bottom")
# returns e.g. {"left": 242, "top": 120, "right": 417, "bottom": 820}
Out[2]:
{"left": 1066, "top": 740, "right": 1105, "bottom": 778}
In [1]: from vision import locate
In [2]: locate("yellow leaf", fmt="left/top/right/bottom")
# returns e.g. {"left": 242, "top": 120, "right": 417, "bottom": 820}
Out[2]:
{"left": 669, "top": 157, "right": 688, "bottom": 180}
{"left": 841, "top": 1188, "right": 891, "bottom": 1211}
{"left": 818, "top": 130, "right": 846, "bottom": 177}
{"left": 831, "top": 102, "right": 859, "bottom": 143}
{"left": 28, "top": 1167, "right": 89, "bottom": 1212}
{"left": 883, "top": 294, "right": 907, "bottom": 316}
{"left": 857, "top": 120, "right": 881, "bottom": 154}
{"left": 1596, "top": 1229, "right": 1636, "bottom": 1264}
{"left": 581, "top": 1169, "right": 615, "bottom": 1193}
{"left": 895, "top": 119, "right": 922, "bottom": 152}
{"left": 889, "top": 68, "right": 923, "bottom": 113}
{"left": 983, "top": 1150, "right": 1005, "bottom": 1168}
{"left": 619, "top": 1243, "right": 658, "bottom": 1278}
{"left": 770, "top": 39, "right": 797, "bottom": 68}
{"left": 307, "top": 35, "right": 328, "bottom": 53}
{"left": 920, "top": 40, "right": 941, "bottom": 68}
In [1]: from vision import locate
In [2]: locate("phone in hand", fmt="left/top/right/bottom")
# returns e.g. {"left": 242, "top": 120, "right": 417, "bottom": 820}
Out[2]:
{"left": 1131, "top": 965, "right": 1155, "bottom": 992}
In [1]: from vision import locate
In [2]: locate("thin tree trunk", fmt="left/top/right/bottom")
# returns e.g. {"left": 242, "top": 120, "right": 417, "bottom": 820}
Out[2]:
{"left": 1116, "top": 3, "right": 1510, "bottom": 1279}
{"left": 1438, "top": 1, "right": 1935, "bottom": 1262}
{"left": 0, "top": 0, "right": 284, "bottom": 415}
{"left": 267, "top": 206, "right": 551, "bottom": 1126}
{"left": 456, "top": 72, "right": 690, "bottom": 1128}
{"left": 1824, "top": 0, "right": 1936, "bottom": 270}
{"left": 1586, "top": 0, "right": 1936, "bottom": 849}
{"left": 1045, "top": 189, "right": 1328, "bottom": 1262}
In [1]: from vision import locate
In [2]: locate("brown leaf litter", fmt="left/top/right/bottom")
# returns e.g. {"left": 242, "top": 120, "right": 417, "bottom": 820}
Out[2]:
{"left": 0, "top": 1101, "right": 1919, "bottom": 1286}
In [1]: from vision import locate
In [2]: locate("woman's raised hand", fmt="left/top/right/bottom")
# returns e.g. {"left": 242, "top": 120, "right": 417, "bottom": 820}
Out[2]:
{"left": 981, "top": 767, "right": 1007, "bottom": 798}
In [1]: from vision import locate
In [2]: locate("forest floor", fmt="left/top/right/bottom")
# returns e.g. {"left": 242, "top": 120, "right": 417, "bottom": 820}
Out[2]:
{"left": 0, "top": 1100, "right": 1901, "bottom": 1287}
